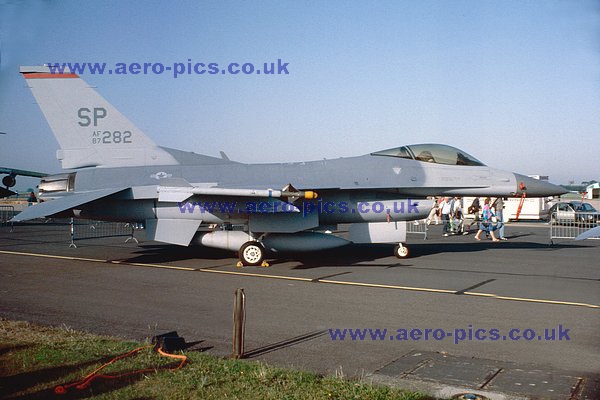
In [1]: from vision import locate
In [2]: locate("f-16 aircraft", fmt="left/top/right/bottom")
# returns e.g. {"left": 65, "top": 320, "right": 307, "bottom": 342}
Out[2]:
{"left": 13, "top": 66, "right": 566, "bottom": 265}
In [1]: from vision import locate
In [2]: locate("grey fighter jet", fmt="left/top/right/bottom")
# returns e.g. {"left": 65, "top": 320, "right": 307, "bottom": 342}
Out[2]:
{"left": 13, "top": 66, "right": 565, "bottom": 265}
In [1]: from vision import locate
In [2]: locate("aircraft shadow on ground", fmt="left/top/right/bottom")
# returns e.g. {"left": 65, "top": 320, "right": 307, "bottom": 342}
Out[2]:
{"left": 127, "top": 243, "right": 401, "bottom": 268}
{"left": 124, "top": 240, "right": 584, "bottom": 270}
{"left": 128, "top": 244, "right": 234, "bottom": 264}
{"left": 407, "top": 240, "right": 579, "bottom": 256}
{"left": 275, "top": 241, "right": 583, "bottom": 269}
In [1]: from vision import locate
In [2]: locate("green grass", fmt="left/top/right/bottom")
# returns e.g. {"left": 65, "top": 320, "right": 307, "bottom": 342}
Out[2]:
{"left": 0, "top": 319, "right": 432, "bottom": 399}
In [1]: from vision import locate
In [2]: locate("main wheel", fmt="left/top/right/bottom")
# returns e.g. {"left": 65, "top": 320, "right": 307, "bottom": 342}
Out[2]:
{"left": 394, "top": 243, "right": 409, "bottom": 258}
{"left": 239, "top": 241, "right": 265, "bottom": 266}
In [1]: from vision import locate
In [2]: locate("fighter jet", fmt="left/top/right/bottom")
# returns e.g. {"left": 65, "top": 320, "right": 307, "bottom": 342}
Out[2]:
{"left": 13, "top": 66, "right": 566, "bottom": 265}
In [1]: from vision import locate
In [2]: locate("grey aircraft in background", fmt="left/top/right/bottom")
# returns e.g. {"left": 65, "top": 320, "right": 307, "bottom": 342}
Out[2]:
{"left": 13, "top": 66, "right": 565, "bottom": 265}
{"left": 1, "top": 128, "right": 48, "bottom": 196}
{"left": 0, "top": 167, "right": 48, "bottom": 198}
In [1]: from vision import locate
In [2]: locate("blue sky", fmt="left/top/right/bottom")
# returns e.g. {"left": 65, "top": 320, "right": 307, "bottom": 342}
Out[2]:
{"left": 1, "top": 0, "right": 598, "bottom": 190}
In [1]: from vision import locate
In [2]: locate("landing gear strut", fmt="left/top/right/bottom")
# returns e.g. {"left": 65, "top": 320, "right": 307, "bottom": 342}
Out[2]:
{"left": 394, "top": 243, "right": 409, "bottom": 258}
{"left": 238, "top": 241, "right": 268, "bottom": 267}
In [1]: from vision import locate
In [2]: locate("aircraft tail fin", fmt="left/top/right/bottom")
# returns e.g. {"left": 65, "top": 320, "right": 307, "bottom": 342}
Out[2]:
{"left": 20, "top": 66, "right": 178, "bottom": 169}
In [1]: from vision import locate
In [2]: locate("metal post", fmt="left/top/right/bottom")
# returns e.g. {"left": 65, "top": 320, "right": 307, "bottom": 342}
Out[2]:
{"left": 69, "top": 217, "right": 77, "bottom": 248}
{"left": 549, "top": 211, "right": 553, "bottom": 246}
{"left": 124, "top": 223, "right": 139, "bottom": 244}
{"left": 232, "top": 288, "right": 246, "bottom": 359}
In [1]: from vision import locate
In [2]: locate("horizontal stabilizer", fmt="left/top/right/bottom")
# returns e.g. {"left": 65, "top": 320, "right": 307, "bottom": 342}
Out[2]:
{"left": 11, "top": 188, "right": 128, "bottom": 221}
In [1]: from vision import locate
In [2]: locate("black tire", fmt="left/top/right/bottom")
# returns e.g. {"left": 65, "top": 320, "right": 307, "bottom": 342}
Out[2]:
{"left": 2, "top": 175, "right": 16, "bottom": 188}
{"left": 239, "top": 241, "right": 265, "bottom": 266}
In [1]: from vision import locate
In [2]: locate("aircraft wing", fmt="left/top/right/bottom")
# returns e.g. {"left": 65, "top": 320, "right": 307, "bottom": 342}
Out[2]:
{"left": 0, "top": 167, "right": 48, "bottom": 178}
{"left": 11, "top": 188, "right": 129, "bottom": 222}
{"left": 11, "top": 182, "right": 306, "bottom": 223}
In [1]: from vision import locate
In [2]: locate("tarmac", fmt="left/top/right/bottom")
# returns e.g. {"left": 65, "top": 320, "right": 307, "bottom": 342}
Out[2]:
{"left": 0, "top": 220, "right": 598, "bottom": 399}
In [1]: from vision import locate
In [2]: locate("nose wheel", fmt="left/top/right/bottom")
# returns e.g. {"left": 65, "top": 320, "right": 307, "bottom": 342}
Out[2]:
{"left": 394, "top": 243, "right": 409, "bottom": 258}
{"left": 238, "top": 241, "right": 267, "bottom": 267}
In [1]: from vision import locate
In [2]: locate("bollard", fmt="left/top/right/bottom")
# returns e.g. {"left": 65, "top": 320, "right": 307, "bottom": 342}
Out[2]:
{"left": 69, "top": 217, "right": 77, "bottom": 248}
{"left": 232, "top": 288, "right": 246, "bottom": 359}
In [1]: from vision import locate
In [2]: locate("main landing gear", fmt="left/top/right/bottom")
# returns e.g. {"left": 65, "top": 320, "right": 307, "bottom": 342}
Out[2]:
{"left": 237, "top": 241, "right": 270, "bottom": 267}
{"left": 394, "top": 242, "right": 409, "bottom": 258}
{"left": 236, "top": 240, "right": 408, "bottom": 266}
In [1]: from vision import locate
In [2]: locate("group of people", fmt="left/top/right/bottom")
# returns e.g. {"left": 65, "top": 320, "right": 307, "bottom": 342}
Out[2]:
{"left": 426, "top": 196, "right": 507, "bottom": 241}
{"left": 426, "top": 196, "right": 465, "bottom": 235}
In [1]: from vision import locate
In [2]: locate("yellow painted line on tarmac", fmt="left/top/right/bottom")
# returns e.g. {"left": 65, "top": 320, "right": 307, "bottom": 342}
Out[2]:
{"left": 127, "top": 262, "right": 196, "bottom": 271}
{"left": 0, "top": 249, "right": 306, "bottom": 277}
{"left": 198, "top": 268, "right": 313, "bottom": 282}
{"left": 0, "top": 249, "right": 196, "bottom": 272}
{"left": 0, "top": 249, "right": 107, "bottom": 263}
{"left": 462, "top": 292, "right": 497, "bottom": 298}
{"left": 1, "top": 249, "right": 598, "bottom": 309}
{"left": 463, "top": 291, "right": 599, "bottom": 309}
{"left": 494, "top": 295, "right": 600, "bottom": 309}
{"left": 319, "top": 279, "right": 456, "bottom": 294}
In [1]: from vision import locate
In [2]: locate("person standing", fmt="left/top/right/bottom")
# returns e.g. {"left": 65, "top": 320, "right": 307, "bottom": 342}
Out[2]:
{"left": 27, "top": 191, "right": 37, "bottom": 205}
{"left": 440, "top": 197, "right": 452, "bottom": 236}
{"left": 492, "top": 197, "right": 507, "bottom": 240}
{"left": 426, "top": 196, "right": 440, "bottom": 225}
{"left": 475, "top": 197, "right": 500, "bottom": 242}
{"left": 464, "top": 197, "right": 480, "bottom": 232}
{"left": 453, "top": 197, "right": 466, "bottom": 235}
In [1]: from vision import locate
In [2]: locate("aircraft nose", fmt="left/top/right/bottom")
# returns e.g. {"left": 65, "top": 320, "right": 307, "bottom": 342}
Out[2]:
{"left": 514, "top": 174, "right": 567, "bottom": 197}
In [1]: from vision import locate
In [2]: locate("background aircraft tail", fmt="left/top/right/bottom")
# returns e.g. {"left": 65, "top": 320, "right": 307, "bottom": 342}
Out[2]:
{"left": 20, "top": 66, "right": 178, "bottom": 169}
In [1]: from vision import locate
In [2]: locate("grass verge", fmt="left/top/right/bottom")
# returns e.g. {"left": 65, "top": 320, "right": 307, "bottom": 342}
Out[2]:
{"left": 0, "top": 319, "right": 432, "bottom": 399}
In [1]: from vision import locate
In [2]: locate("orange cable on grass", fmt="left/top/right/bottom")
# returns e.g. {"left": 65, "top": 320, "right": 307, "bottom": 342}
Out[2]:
{"left": 54, "top": 345, "right": 187, "bottom": 394}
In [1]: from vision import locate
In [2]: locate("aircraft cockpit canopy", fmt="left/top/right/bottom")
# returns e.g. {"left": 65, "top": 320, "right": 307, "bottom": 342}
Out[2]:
{"left": 371, "top": 144, "right": 486, "bottom": 166}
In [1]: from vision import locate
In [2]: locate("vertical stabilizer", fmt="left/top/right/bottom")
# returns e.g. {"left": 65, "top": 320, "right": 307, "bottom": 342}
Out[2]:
{"left": 20, "top": 65, "right": 178, "bottom": 169}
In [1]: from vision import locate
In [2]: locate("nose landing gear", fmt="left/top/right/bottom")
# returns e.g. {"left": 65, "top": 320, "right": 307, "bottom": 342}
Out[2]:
{"left": 394, "top": 243, "right": 409, "bottom": 258}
